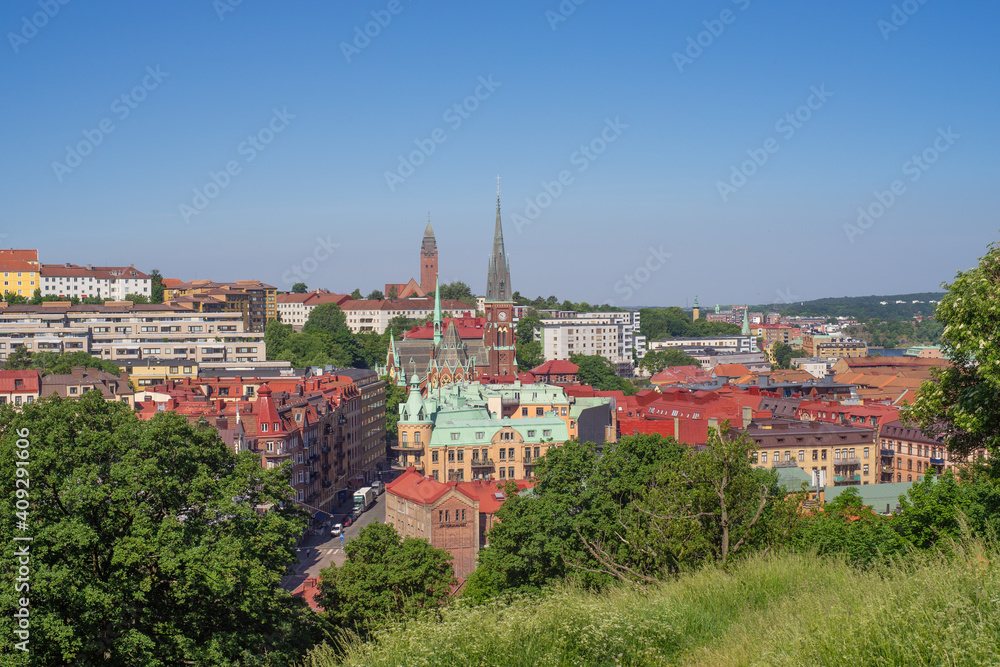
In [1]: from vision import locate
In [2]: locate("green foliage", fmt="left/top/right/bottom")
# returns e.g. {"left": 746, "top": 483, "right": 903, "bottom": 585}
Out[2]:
{"left": 124, "top": 292, "right": 149, "bottom": 304}
{"left": 350, "top": 288, "right": 363, "bottom": 299}
{"left": 847, "top": 317, "right": 944, "bottom": 348}
{"left": 438, "top": 281, "right": 476, "bottom": 308}
{"left": 0, "top": 393, "right": 319, "bottom": 665}
{"left": 383, "top": 377, "right": 406, "bottom": 442}
{"left": 265, "top": 319, "right": 294, "bottom": 359}
{"left": 386, "top": 286, "right": 398, "bottom": 300}
{"left": 366, "top": 289, "right": 384, "bottom": 300}
{"left": 2, "top": 291, "right": 27, "bottom": 305}
{"left": 2, "top": 349, "right": 121, "bottom": 376}
{"left": 771, "top": 341, "right": 808, "bottom": 369}
{"left": 318, "top": 522, "right": 454, "bottom": 638}
{"left": 569, "top": 354, "right": 634, "bottom": 394}
{"left": 639, "top": 348, "right": 701, "bottom": 375}
{"left": 149, "top": 268, "right": 164, "bottom": 303}
{"left": 639, "top": 307, "right": 741, "bottom": 340}
{"left": 903, "top": 242, "right": 1000, "bottom": 459}
{"left": 291, "top": 282, "right": 308, "bottom": 293}
{"left": 511, "top": 292, "right": 623, "bottom": 313}
{"left": 759, "top": 292, "right": 945, "bottom": 319}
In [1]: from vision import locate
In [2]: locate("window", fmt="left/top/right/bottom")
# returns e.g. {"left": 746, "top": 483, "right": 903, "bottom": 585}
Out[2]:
{"left": 534, "top": 446, "right": 540, "bottom": 458}
{"left": 261, "top": 423, "right": 268, "bottom": 432}
{"left": 508, "top": 447, "right": 515, "bottom": 460}
{"left": 543, "top": 429, "right": 552, "bottom": 437}
{"left": 761, "top": 452, "right": 768, "bottom": 463}
{"left": 536, "top": 407, "right": 543, "bottom": 416}
{"left": 445, "top": 510, "right": 450, "bottom": 522}
{"left": 527, "top": 429, "right": 536, "bottom": 437}
{"left": 438, "top": 510, "right": 443, "bottom": 522}
{"left": 499, "top": 449, "right": 506, "bottom": 461}
{"left": 561, "top": 407, "right": 567, "bottom": 416}
{"left": 414, "top": 432, "right": 421, "bottom": 444}
{"left": 521, "top": 408, "right": 528, "bottom": 416}
{"left": 798, "top": 450, "right": 804, "bottom": 461}
{"left": 461, "top": 509, "right": 466, "bottom": 521}
{"left": 821, "top": 449, "right": 827, "bottom": 460}
{"left": 401, "top": 431, "right": 408, "bottom": 444}
{"left": 69, "top": 387, "right": 78, "bottom": 394}
{"left": 499, "top": 468, "right": 506, "bottom": 479}
{"left": 432, "top": 451, "right": 439, "bottom": 463}
{"left": 448, "top": 451, "right": 455, "bottom": 463}
{"left": 864, "top": 447, "right": 870, "bottom": 459}
{"left": 784, "top": 452, "right": 791, "bottom": 462}
{"left": 451, "top": 432, "right": 460, "bottom": 441}
{"left": 508, "top": 467, "right": 514, "bottom": 478}
{"left": 457, "top": 450, "right": 464, "bottom": 462}
{"left": 812, "top": 449, "right": 818, "bottom": 461}
{"left": 863, "top": 464, "right": 869, "bottom": 475}
{"left": 475, "top": 431, "right": 484, "bottom": 439}
{"left": 482, "top": 448, "right": 488, "bottom": 460}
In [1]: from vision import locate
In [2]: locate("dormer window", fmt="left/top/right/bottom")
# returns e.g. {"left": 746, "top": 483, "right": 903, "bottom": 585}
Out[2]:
{"left": 261, "top": 423, "right": 268, "bottom": 432}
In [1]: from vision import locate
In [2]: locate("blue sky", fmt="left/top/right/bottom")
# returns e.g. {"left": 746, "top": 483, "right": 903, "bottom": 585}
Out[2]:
{"left": 2, "top": 0, "right": 997, "bottom": 307}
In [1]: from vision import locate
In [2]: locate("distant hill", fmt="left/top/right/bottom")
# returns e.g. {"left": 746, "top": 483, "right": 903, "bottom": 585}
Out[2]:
{"left": 752, "top": 293, "right": 946, "bottom": 320}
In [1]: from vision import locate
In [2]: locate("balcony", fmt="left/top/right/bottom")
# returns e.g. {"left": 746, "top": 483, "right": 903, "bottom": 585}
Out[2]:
{"left": 929, "top": 457, "right": 945, "bottom": 466}
{"left": 881, "top": 464, "right": 894, "bottom": 473}
{"left": 391, "top": 443, "right": 423, "bottom": 452}
{"left": 880, "top": 449, "right": 896, "bottom": 458}
{"left": 391, "top": 459, "right": 423, "bottom": 471}
{"left": 471, "top": 458, "right": 495, "bottom": 468}
{"left": 834, "top": 457, "right": 861, "bottom": 467}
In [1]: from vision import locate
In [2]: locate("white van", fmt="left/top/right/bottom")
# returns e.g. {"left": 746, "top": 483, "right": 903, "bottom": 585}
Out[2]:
{"left": 372, "top": 480, "right": 384, "bottom": 495}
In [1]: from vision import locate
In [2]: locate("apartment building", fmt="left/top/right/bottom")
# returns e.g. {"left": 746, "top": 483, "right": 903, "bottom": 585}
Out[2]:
{"left": 0, "top": 254, "right": 40, "bottom": 298}
{"left": 0, "top": 302, "right": 266, "bottom": 364}
{"left": 539, "top": 311, "right": 640, "bottom": 375}
{"left": 164, "top": 280, "right": 277, "bottom": 332}
{"left": 877, "top": 419, "right": 968, "bottom": 484}
{"left": 276, "top": 290, "right": 350, "bottom": 331}
{"left": 802, "top": 333, "right": 867, "bottom": 358}
{"left": 39, "top": 264, "right": 150, "bottom": 300}
{"left": 648, "top": 334, "right": 755, "bottom": 355}
{"left": 0, "top": 370, "right": 41, "bottom": 407}
{"left": 340, "top": 297, "right": 470, "bottom": 334}
{"left": 744, "top": 419, "right": 878, "bottom": 488}
{"left": 41, "top": 366, "right": 135, "bottom": 407}
{"left": 392, "top": 376, "right": 613, "bottom": 483}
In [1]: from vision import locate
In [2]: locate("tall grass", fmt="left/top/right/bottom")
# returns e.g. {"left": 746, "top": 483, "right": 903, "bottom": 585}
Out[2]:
{"left": 301, "top": 543, "right": 1000, "bottom": 666}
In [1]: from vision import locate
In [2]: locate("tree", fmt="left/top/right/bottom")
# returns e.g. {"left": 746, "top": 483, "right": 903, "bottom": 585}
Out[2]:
{"left": 386, "top": 286, "right": 398, "bottom": 300}
{"left": 383, "top": 377, "right": 406, "bottom": 443}
{"left": 515, "top": 310, "right": 543, "bottom": 370}
{"left": 2, "top": 346, "right": 32, "bottom": 370}
{"left": 318, "top": 522, "right": 454, "bottom": 637}
{"left": 771, "top": 341, "right": 807, "bottom": 370}
{"left": 0, "top": 392, "right": 320, "bottom": 665}
{"left": 124, "top": 293, "right": 149, "bottom": 304}
{"left": 291, "top": 282, "right": 308, "bottom": 293}
{"left": 2, "top": 292, "right": 27, "bottom": 305}
{"left": 350, "top": 288, "right": 363, "bottom": 300}
{"left": 303, "top": 304, "right": 349, "bottom": 338}
{"left": 570, "top": 354, "right": 635, "bottom": 395}
{"left": 149, "top": 268, "right": 165, "bottom": 303}
{"left": 791, "top": 487, "right": 906, "bottom": 567}
{"left": 5, "top": 351, "right": 121, "bottom": 376}
{"left": 366, "top": 289, "right": 384, "bottom": 300}
{"left": 904, "top": 241, "right": 1000, "bottom": 460}
{"left": 265, "top": 319, "right": 294, "bottom": 361}
{"left": 639, "top": 349, "right": 701, "bottom": 375}
{"left": 439, "top": 281, "right": 477, "bottom": 308}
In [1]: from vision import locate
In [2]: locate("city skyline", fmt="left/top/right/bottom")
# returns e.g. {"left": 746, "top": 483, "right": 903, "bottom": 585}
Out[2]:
{"left": 3, "top": 1, "right": 997, "bottom": 304}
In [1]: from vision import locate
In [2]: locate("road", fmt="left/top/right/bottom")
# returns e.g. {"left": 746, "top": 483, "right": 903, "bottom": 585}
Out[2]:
{"left": 281, "top": 490, "right": 386, "bottom": 592}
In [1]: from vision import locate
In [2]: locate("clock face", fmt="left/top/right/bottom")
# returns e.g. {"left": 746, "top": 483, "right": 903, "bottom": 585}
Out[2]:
{"left": 498, "top": 311, "right": 507, "bottom": 321}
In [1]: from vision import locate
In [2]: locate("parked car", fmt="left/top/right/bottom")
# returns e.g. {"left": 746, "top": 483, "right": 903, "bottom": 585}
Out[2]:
{"left": 343, "top": 516, "right": 352, "bottom": 528}
{"left": 330, "top": 523, "right": 343, "bottom": 537}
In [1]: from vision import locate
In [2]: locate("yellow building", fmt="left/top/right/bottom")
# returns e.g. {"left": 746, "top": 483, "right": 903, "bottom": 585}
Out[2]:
{"left": 165, "top": 280, "right": 277, "bottom": 332}
{"left": 0, "top": 249, "right": 40, "bottom": 298}
{"left": 125, "top": 358, "right": 199, "bottom": 387}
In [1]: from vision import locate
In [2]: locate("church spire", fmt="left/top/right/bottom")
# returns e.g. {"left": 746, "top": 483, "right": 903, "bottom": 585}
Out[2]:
{"left": 485, "top": 188, "right": 512, "bottom": 302}
{"left": 433, "top": 279, "right": 442, "bottom": 346}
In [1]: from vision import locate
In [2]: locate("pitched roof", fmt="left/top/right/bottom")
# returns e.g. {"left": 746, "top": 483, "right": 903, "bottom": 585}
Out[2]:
{"left": 713, "top": 363, "right": 750, "bottom": 377}
{"left": 0, "top": 370, "right": 41, "bottom": 393}
{"left": 39, "top": 264, "right": 149, "bottom": 280}
{"left": 0, "top": 249, "right": 38, "bottom": 263}
{"left": 530, "top": 359, "right": 579, "bottom": 375}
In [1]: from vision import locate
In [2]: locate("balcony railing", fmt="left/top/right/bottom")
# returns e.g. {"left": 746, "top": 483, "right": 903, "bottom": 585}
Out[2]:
{"left": 471, "top": 458, "right": 495, "bottom": 468}
{"left": 880, "top": 449, "right": 896, "bottom": 457}
{"left": 391, "top": 443, "right": 423, "bottom": 452}
{"left": 834, "top": 457, "right": 861, "bottom": 467}
{"left": 391, "top": 459, "right": 423, "bottom": 471}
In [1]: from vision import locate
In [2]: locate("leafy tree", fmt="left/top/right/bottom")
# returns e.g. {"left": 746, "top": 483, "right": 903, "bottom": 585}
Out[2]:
{"left": 383, "top": 377, "right": 406, "bottom": 443}
{"left": 303, "top": 304, "right": 349, "bottom": 339}
{"left": 265, "top": 319, "right": 294, "bottom": 361}
{"left": 5, "top": 351, "right": 121, "bottom": 376}
{"left": 439, "top": 281, "right": 477, "bottom": 308}
{"left": 149, "top": 268, "right": 164, "bottom": 303}
{"left": 318, "top": 522, "right": 454, "bottom": 637}
{"left": 2, "top": 292, "right": 27, "bottom": 305}
{"left": 771, "top": 341, "right": 808, "bottom": 369}
{"left": 80, "top": 296, "right": 103, "bottom": 305}
{"left": 0, "top": 392, "right": 319, "bottom": 665}
{"left": 366, "top": 289, "right": 384, "bottom": 300}
{"left": 515, "top": 310, "right": 543, "bottom": 369}
{"left": 791, "top": 487, "right": 906, "bottom": 567}
{"left": 569, "top": 354, "right": 635, "bottom": 395}
{"left": 2, "top": 346, "right": 32, "bottom": 370}
{"left": 291, "top": 282, "right": 308, "bottom": 293}
{"left": 386, "top": 286, "right": 398, "bottom": 300}
{"left": 350, "top": 288, "right": 363, "bottom": 299}
{"left": 30, "top": 288, "right": 43, "bottom": 305}
{"left": 355, "top": 331, "right": 387, "bottom": 369}
{"left": 903, "top": 242, "right": 1000, "bottom": 460}
{"left": 639, "top": 349, "right": 701, "bottom": 375}
{"left": 124, "top": 293, "right": 149, "bottom": 304}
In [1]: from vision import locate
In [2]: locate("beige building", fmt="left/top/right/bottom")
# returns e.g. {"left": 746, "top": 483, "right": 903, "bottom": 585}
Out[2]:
{"left": 41, "top": 366, "right": 135, "bottom": 407}
{"left": 0, "top": 302, "right": 266, "bottom": 364}
{"left": 0, "top": 370, "right": 42, "bottom": 407}
{"left": 341, "top": 297, "right": 471, "bottom": 334}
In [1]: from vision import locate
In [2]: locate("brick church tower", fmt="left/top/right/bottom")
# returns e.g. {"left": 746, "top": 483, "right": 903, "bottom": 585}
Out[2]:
{"left": 484, "top": 195, "right": 516, "bottom": 376}
{"left": 420, "top": 222, "right": 438, "bottom": 295}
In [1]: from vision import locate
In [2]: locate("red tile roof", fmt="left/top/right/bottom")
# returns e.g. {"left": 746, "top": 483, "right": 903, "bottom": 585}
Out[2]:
{"left": 0, "top": 370, "right": 41, "bottom": 393}
{"left": 404, "top": 316, "right": 485, "bottom": 339}
{"left": 40, "top": 264, "right": 149, "bottom": 280}
{"left": 530, "top": 360, "right": 579, "bottom": 375}
{"left": 387, "top": 469, "right": 534, "bottom": 513}
{"left": 0, "top": 249, "right": 38, "bottom": 263}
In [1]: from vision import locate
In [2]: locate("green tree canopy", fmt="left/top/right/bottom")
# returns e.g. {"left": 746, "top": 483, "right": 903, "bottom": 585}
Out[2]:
{"left": 439, "top": 281, "right": 477, "bottom": 308}
{"left": 350, "top": 288, "right": 363, "bottom": 299}
{"left": 318, "top": 522, "right": 454, "bottom": 638}
{"left": 366, "top": 289, "right": 384, "bottom": 300}
{"left": 771, "top": 341, "right": 808, "bottom": 369}
{"left": 639, "top": 348, "right": 701, "bottom": 375}
{"left": 0, "top": 393, "right": 319, "bottom": 665}
{"left": 2, "top": 350, "right": 121, "bottom": 376}
{"left": 149, "top": 268, "right": 164, "bottom": 303}
{"left": 291, "top": 282, "right": 308, "bottom": 293}
{"left": 569, "top": 354, "right": 635, "bottom": 395}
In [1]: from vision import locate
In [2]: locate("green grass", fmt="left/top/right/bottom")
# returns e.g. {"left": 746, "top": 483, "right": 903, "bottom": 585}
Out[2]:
{"left": 302, "top": 543, "right": 1000, "bottom": 666}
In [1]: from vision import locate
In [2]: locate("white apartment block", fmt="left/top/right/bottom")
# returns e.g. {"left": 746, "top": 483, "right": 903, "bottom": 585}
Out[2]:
{"left": 341, "top": 298, "right": 471, "bottom": 334}
{"left": 539, "top": 311, "right": 641, "bottom": 373}
{"left": 648, "top": 335, "right": 754, "bottom": 355}
{"left": 791, "top": 357, "right": 838, "bottom": 379}
{"left": 276, "top": 291, "right": 348, "bottom": 332}
{"left": 40, "top": 264, "right": 151, "bottom": 300}
{"left": 0, "top": 303, "right": 265, "bottom": 364}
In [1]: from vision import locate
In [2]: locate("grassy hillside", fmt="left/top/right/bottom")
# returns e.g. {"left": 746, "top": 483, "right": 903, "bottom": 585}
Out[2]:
{"left": 303, "top": 544, "right": 1000, "bottom": 666}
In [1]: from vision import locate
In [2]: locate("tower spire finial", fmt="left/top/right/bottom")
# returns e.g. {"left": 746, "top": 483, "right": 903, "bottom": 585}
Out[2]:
{"left": 496, "top": 174, "right": 500, "bottom": 201}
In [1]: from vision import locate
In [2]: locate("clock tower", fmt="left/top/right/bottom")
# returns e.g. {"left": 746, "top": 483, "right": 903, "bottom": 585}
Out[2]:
{"left": 484, "top": 192, "right": 516, "bottom": 376}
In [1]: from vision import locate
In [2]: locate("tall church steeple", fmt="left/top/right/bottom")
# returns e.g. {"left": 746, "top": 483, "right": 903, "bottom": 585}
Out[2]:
{"left": 433, "top": 279, "right": 443, "bottom": 346}
{"left": 420, "top": 217, "right": 438, "bottom": 295}
{"left": 485, "top": 193, "right": 511, "bottom": 303}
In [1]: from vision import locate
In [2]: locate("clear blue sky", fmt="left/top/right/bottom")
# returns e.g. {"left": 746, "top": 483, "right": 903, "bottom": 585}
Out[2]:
{"left": 2, "top": 0, "right": 997, "bottom": 307}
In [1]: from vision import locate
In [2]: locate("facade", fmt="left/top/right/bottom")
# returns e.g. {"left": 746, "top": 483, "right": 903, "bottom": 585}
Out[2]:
{"left": 538, "top": 311, "right": 640, "bottom": 375}
{"left": 483, "top": 197, "right": 516, "bottom": 376}
{"left": 0, "top": 370, "right": 42, "bottom": 407}
{"left": 164, "top": 280, "right": 277, "bottom": 332}
{"left": 392, "top": 376, "right": 614, "bottom": 483}
{"left": 802, "top": 333, "right": 867, "bottom": 358}
{"left": 39, "top": 264, "right": 151, "bottom": 300}
{"left": 0, "top": 258, "right": 40, "bottom": 299}
{"left": 276, "top": 290, "right": 350, "bottom": 331}
{"left": 0, "top": 303, "right": 265, "bottom": 364}
{"left": 136, "top": 370, "right": 386, "bottom": 512}
{"left": 40, "top": 366, "right": 135, "bottom": 407}
{"left": 648, "top": 335, "right": 754, "bottom": 355}
{"left": 744, "top": 419, "right": 878, "bottom": 487}
{"left": 791, "top": 357, "right": 838, "bottom": 379}
{"left": 878, "top": 419, "right": 959, "bottom": 483}
{"left": 529, "top": 359, "right": 579, "bottom": 386}
{"left": 341, "top": 296, "right": 470, "bottom": 334}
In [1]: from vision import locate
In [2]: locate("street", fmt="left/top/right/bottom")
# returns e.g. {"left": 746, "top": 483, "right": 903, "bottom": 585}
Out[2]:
{"left": 280, "top": 489, "right": 386, "bottom": 592}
